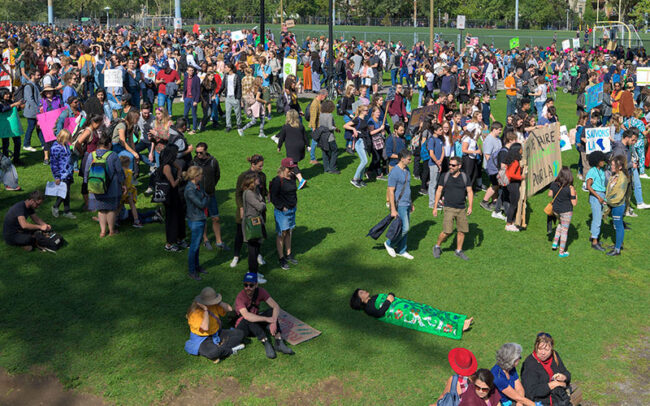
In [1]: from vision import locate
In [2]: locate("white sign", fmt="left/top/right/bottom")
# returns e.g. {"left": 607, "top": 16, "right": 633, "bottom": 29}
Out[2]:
{"left": 103, "top": 69, "right": 123, "bottom": 88}
{"left": 231, "top": 30, "right": 245, "bottom": 42}
{"left": 572, "top": 38, "right": 580, "bottom": 49}
{"left": 562, "top": 40, "right": 571, "bottom": 51}
{"left": 637, "top": 67, "right": 650, "bottom": 86}
{"left": 559, "top": 125, "right": 572, "bottom": 151}
{"left": 173, "top": 18, "right": 182, "bottom": 30}
{"left": 45, "top": 181, "right": 68, "bottom": 199}
{"left": 585, "top": 126, "right": 612, "bottom": 154}
{"left": 456, "top": 15, "right": 466, "bottom": 30}
{"left": 282, "top": 58, "right": 297, "bottom": 84}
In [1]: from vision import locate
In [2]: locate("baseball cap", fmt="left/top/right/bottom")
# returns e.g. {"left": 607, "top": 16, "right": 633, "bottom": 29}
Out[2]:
{"left": 281, "top": 157, "right": 297, "bottom": 168}
{"left": 243, "top": 272, "right": 258, "bottom": 283}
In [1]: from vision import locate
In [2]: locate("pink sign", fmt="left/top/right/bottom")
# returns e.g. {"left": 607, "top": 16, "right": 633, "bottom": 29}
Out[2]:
{"left": 36, "top": 107, "right": 65, "bottom": 142}
{"left": 278, "top": 310, "right": 321, "bottom": 345}
{"left": 469, "top": 37, "right": 478, "bottom": 47}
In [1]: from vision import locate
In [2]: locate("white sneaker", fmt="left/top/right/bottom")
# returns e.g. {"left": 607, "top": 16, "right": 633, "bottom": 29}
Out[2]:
{"left": 257, "top": 254, "right": 266, "bottom": 265}
{"left": 23, "top": 146, "right": 37, "bottom": 152}
{"left": 257, "top": 272, "right": 265, "bottom": 279}
{"left": 384, "top": 241, "right": 396, "bottom": 258}
{"left": 581, "top": 182, "right": 588, "bottom": 192}
{"left": 639, "top": 173, "right": 650, "bottom": 179}
{"left": 637, "top": 203, "right": 650, "bottom": 209}
{"left": 229, "top": 257, "right": 239, "bottom": 268}
{"left": 258, "top": 133, "right": 267, "bottom": 138}
{"left": 505, "top": 224, "right": 520, "bottom": 232}
{"left": 626, "top": 209, "right": 638, "bottom": 217}
{"left": 237, "top": 129, "right": 244, "bottom": 136}
{"left": 51, "top": 206, "right": 59, "bottom": 218}
{"left": 231, "top": 344, "right": 245, "bottom": 355}
{"left": 257, "top": 275, "right": 268, "bottom": 284}
{"left": 491, "top": 211, "right": 507, "bottom": 221}
{"left": 397, "top": 252, "right": 414, "bottom": 260}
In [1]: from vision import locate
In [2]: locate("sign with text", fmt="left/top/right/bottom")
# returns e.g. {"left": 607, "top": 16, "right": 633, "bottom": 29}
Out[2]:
{"left": 409, "top": 104, "right": 439, "bottom": 128}
{"left": 285, "top": 19, "right": 295, "bottom": 28}
{"left": 638, "top": 67, "right": 650, "bottom": 86}
{"left": 231, "top": 30, "right": 245, "bottom": 41}
{"left": 282, "top": 58, "right": 297, "bottom": 84}
{"left": 103, "top": 69, "right": 123, "bottom": 88}
{"left": 562, "top": 39, "right": 571, "bottom": 51}
{"left": 585, "top": 82, "right": 604, "bottom": 111}
{"left": 173, "top": 18, "right": 182, "bottom": 30}
{"left": 524, "top": 123, "right": 562, "bottom": 197}
{"left": 456, "top": 15, "right": 466, "bottom": 30}
{"left": 469, "top": 37, "right": 478, "bottom": 47}
{"left": 585, "top": 126, "right": 613, "bottom": 154}
{"left": 509, "top": 37, "right": 519, "bottom": 49}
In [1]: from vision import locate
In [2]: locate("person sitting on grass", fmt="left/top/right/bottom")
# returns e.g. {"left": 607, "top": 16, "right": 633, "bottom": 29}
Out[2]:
{"left": 2, "top": 190, "right": 51, "bottom": 251}
{"left": 434, "top": 347, "right": 478, "bottom": 404}
{"left": 521, "top": 333, "right": 572, "bottom": 406}
{"left": 184, "top": 287, "right": 245, "bottom": 363}
{"left": 459, "top": 369, "right": 503, "bottom": 406}
{"left": 234, "top": 272, "right": 295, "bottom": 359}
{"left": 491, "top": 343, "right": 538, "bottom": 406}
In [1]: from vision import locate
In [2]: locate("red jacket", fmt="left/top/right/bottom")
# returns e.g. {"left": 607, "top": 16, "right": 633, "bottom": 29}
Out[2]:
{"left": 506, "top": 160, "right": 523, "bottom": 181}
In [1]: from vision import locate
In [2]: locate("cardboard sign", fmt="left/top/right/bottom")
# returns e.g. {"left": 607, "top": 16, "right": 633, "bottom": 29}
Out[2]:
{"left": 36, "top": 107, "right": 65, "bottom": 142}
{"left": 469, "top": 37, "right": 478, "bottom": 47}
{"left": 559, "top": 125, "right": 572, "bottom": 151}
{"left": 585, "top": 126, "right": 612, "bottom": 154}
{"left": 278, "top": 310, "right": 321, "bottom": 345}
{"left": 173, "top": 18, "right": 182, "bottom": 30}
{"left": 637, "top": 67, "right": 650, "bottom": 86}
{"left": 0, "top": 107, "right": 23, "bottom": 138}
{"left": 282, "top": 57, "right": 297, "bottom": 83}
{"left": 285, "top": 19, "right": 295, "bottom": 28}
{"left": 231, "top": 30, "right": 245, "bottom": 42}
{"left": 456, "top": 15, "right": 466, "bottom": 30}
{"left": 409, "top": 104, "right": 439, "bottom": 128}
{"left": 562, "top": 39, "right": 571, "bottom": 51}
{"left": 524, "top": 123, "right": 562, "bottom": 197}
{"left": 585, "top": 82, "right": 604, "bottom": 111}
{"left": 572, "top": 38, "right": 580, "bottom": 49}
{"left": 103, "top": 69, "right": 123, "bottom": 88}
{"left": 509, "top": 37, "right": 519, "bottom": 49}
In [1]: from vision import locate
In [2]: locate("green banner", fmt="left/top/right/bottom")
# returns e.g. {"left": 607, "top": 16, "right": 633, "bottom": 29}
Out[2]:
{"left": 374, "top": 294, "right": 467, "bottom": 340}
{"left": 509, "top": 37, "right": 520, "bottom": 49}
{"left": 0, "top": 107, "right": 23, "bottom": 138}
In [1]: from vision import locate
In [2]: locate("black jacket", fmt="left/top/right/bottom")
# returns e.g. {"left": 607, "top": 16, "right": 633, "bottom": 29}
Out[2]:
{"left": 219, "top": 73, "right": 242, "bottom": 99}
{"left": 191, "top": 153, "right": 220, "bottom": 195}
{"left": 520, "top": 352, "right": 571, "bottom": 406}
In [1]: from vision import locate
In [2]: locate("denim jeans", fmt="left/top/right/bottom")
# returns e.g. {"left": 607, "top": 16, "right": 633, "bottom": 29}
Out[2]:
{"left": 128, "top": 87, "right": 141, "bottom": 108}
{"left": 390, "top": 68, "right": 398, "bottom": 86}
{"left": 135, "top": 141, "right": 153, "bottom": 166}
{"left": 112, "top": 143, "right": 135, "bottom": 171}
{"left": 386, "top": 205, "right": 410, "bottom": 254}
{"left": 611, "top": 205, "right": 625, "bottom": 250}
{"left": 24, "top": 118, "right": 44, "bottom": 148}
{"left": 157, "top": 93, "right": 173, "bottom": 117}
{"left": 224, "top": 96, "right": 241, "bottom": 129}
{"left": 353, "top": 138, "right": 368, "bottom": 180}
{"left": 183, "top": 98, "right": 198, "bottom": 130}
{"left": 589, "top": 192, "right": 606, "bottom": 240}
{"left": 506, "top": 95, "right": 517, "bottom": 117}
{"left": 188, "top": 220, "right": 206, "bottom": 275}
{"left": 535, "top": 101, "right": 545, "bottom": 120}
{"left": 310, "top": 139, "right": 318, "bottom": 160}
{"left": 428, "top": 164, "right": 440, "bottom": 208}
{"left": 631, "top": 168, "right": 645, "bottom": 205}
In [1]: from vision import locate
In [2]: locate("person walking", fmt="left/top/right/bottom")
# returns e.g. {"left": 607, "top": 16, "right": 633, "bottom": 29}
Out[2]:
{"left": 184, "top": 166, "right": 209, "bottom": 280}
{"left": 182, "top": 66, "right": 201, "bottom": 134}
{"left": 276, "top": 109, "right": 309, "bottom": 189}
{"left": 432, "top": 156, "right": 473, "bottom": 261}
{"left": 384, "top": 149, "right": 414, "bottom": 260}
{"left": 220, "top": 64, "right": 242, "bottom": 133}
{"left": 344, "top": 105, "right": 371, "bottom": 188}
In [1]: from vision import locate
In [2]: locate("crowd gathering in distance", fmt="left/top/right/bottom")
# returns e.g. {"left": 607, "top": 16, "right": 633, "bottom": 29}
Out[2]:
{"left": 0, "top": 21, "right": 648, "bottom": 400}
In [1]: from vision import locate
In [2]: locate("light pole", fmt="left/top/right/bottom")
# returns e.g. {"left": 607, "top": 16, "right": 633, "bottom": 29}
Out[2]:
{"left": 429, "top": 0, "right": 433, "bottom": 49}
{"left": 47, "top": 0, "right": 53, "bottom": 25}
{"left": 104, "top": 6, "right": 110, "bottom": 29}
{"left": 413, "top": 0, "right": 417, "bottom": 45}
{"left": 260, "top": 0, "right": 265, "bottom": 47}
{"left": 566, "top": 9, "right": 569, "bottom": 31}
{"left": 515, "top": 0, "right": 519, "bottom": 30}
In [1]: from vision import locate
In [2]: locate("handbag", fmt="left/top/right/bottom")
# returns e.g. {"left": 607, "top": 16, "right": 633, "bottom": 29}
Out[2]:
{"left": 245, "top": 216, "right": 264, "bottom": 240}
{"left": 544, "top": 184, "right": 564, "bottom": 216}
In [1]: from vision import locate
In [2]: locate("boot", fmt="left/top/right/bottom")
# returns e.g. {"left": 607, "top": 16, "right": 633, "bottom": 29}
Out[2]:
{"left": 274, "top": 337, "right": 295, "bottom": 355}
{"left": 262, "top": 339, "right": 276, "bottom": 359}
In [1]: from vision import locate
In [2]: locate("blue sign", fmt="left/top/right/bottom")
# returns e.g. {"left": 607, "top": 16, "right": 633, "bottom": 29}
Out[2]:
{"left": 586, "top": 82, "right": 604, "bottom": 112}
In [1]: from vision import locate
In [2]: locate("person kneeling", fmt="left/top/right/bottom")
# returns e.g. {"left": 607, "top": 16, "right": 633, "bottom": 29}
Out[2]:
{"left": 235, "top": 273, "right": 295, "bottom": 359}
{"left": 3, "top": 190, "right": 51, "bottom": 251}
{"left": 184, "top": 287, "right": 245, "bottom": 363}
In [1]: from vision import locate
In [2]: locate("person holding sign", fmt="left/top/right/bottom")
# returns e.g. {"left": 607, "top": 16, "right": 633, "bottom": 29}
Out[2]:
{"left": 585, "top": 152, "right": 608, "bottom": 251}
{"left": 0, "top": 88, "right": 23, "bottom": 166}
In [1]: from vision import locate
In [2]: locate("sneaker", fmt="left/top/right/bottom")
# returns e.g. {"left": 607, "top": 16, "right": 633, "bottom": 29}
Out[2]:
{"left": 591, "top": 242, "right": 606, "bottom": 252}
{"left": 505, "top": 224, "right": 520, "bottom": 232}
{"left": 144, "top": 186, "right": 154, "bottom": 195}
{"left": 606, "top": 249, "right": 621, "bottom": 256}
{"left": 258, "top": 133, "right": 268, "bottom": 138}
{"left": 263, "top": 339, "right": 277, "bottom": 359}
{"left": 152, "top": 214, "right": 164, "bottom": 223}
{"left": 551, "top": 243, "right": 558, "bottom": 250}
{"left": 197, "top": 267, "right": 208, "bottom": 274}
{"left": 203, "top": 240, "right": 214, "bottom": 250}
{"left": 231, "top": 343, "right": 245, "bottom": 355}
{"left": 479, "top": 200, "right": 492, "bottom": 211}
{"left": 581, "top": 182, "right": 588, "bottom": 192}
{"left": 257, "top": 274, "right": 268, "bottom": 284}
{"left": 329, "top": 170, "right": 341, "bottom": 174}
{"left": 455, "top": 250, "right": 469, "bottom": 261}
{"left": 418, "top": 189, "right": 427, "bottom": 196}
{"left": 558, "top": 251, "right": 570, "bottom": 258}
{"left": 286, "top": 254, "right": 298, "bottom": 265}
{"left": 51, "top": 207, "right": 59, "bottom": 218}
{"left": 577, "top": 173, "right": 584, "bottom": 181}
{"left": 215, "top": 242, "right": 230, "bottom": 250}
{"left": 188, "top": 273, "right": 202, "bottom": 281}
{"left": 636, "top": 202, "right": 650, "bottom": 209}
{"left": 384, "top": 241, "right": 397, "bottom": 258}
{"left": 149, "top": 166, "right": 156, "bottom": 174}
{"left": 271, "top": 135, "right": 279, "bottom": 144}
{"left": 187, "top": 130, "right": 196, "bottom": 135}
{"left": 165, "top": 244, "right": 181, "bottom": 252}
{"left": 309, "top": 160, "right": 318, "bottom": 165}
{"left": 359, "top": 181, "right": 367, "bottom": 187}
{"left": 626, "top": 209, "right": 638, "bottom": 218}
{"left": 274, "top": 338, "right": 295, "bottom": 355}
{"left": 225, "top": 127, "right": 232, "bottom": 133}
{"left": 432, "top": 245, "right": 442, "bottom": 259}
{"left": 177, "top": 240, "right": 189, "bottom": 249}
{"left": 397, "top": 251, "right": 414, "bottom": 260}
{"left": 237, "top": 128, "right": 244, "bottom": 136}
{"left": 350, "top": 179, "right": 362, "bottom": 188}
{"left": 298, "top": 178, "right": 307, "bottom": 190}
{"left": 229, "top": 257, "right": 239, "bottom": 268}
{"left": 131, "top": 220, "right": 142, "bottom": 228}
{"left": 376, "top": 175, "right": 387, "bottom": 181}
{"left": 492, "top": 211, "right": 507, "bottom": 221}
{"left": 23, "top": 146, "right": 37, "bottom": 152}
{"left": 279, "top": 257, "right": 290, "bottom": 270}
{"left": 43, "top": 159, "right": 49, "bottom": 165}
{"left": 257, "top": 254, "right": 266, "bottom": 265}
{"left": 639, "top": 173, "right": 650, "bottom": 179}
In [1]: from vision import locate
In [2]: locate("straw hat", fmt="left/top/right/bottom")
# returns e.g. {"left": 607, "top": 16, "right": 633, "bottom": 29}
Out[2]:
{"left": 194, "top": 287, "right": 222, "bottom": 306}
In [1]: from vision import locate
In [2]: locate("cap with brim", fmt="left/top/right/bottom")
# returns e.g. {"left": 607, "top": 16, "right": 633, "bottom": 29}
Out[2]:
{"left": 448, "top": 347, "right": 478, "bottom": 376}
{"left": 243, "top": 272, "right": 258, "bottom": 283}
{"left": 195, "top": 287, "right": 222, "bottom": 306}
{"left": 41, "top": 86, "right": 55, "bottom": 94}
{"left": 281, "top": 157, "right": 297, "bottom": 168}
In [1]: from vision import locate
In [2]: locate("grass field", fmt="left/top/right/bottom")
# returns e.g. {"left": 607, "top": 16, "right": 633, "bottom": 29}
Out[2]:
{"left": 0, "top": 86, "right": 649, "bottom": 405}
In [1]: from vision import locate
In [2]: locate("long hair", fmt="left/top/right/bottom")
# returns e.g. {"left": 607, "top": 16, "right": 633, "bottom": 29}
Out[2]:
{"left": 504, "top": 143, "right": 522, "bottom": 165}
{"left": 286, "top": 109, "right": 300, "bottom": 128}
{"left": 554, "top": 166, "right": 574, "bottom": 187}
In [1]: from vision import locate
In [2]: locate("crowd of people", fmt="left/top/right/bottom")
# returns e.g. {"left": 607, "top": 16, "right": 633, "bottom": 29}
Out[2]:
{"left": 0, "top": 23, "right": 648, "bottom": 391}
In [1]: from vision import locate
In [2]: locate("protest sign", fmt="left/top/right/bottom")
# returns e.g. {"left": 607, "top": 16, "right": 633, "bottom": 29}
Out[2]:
{"left": 524, "top": 123, "right": 562, "bottom": 197}
{"left": 282, "top": 58, "right": 297, "bottom": 84}
{"left": 36, "top": 107, "right": 65, "bottom": 142}
{"left": 103, "top": 69, "right": 123, "bottom": 88}
{"left": 173, "top": 18, "right": 182, "bottom": 30}
{"left": 562, "top": 40, "right": 571, "bottom": 51}
{"left": 456, "top": 15, "right": 465, "bottom": 30}
{"left": 231, "top": 30, "right": 245, "bottom": 41}
{"left": 509, "top": 37, "right": 519, "bottom": 49}
{"left": 0, "top": 107, "right": 23, "bottom": 138}
{"left": 409, "top": 104, "right": 439, "bottom": 128}
{"left": 572, "top": 38, "right": 580, "bottom": 49}
{"left": 585, "top": 126, "right": 612, "bottom": 154}
{"left": 638, "top": 67, "right": 650, "bottom": 86}
{"left": 278, "top": 310, "right": 321, "bottom": 345}
{"left": 585, "top": 82, "right": 603, "bottom": 111}
{"left": 285, "top": 19, "right": 295, "bottom": 28}
{"left": 559, "top": 125, "right": 572, "bottom": 151}
{"left": 469, "top": 37, "right": 478, "bottom": 47}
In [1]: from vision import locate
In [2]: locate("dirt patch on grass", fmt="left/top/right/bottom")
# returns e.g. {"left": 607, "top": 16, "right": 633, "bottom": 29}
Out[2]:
{"left": 167, "top": 375, "right": 360, "bottom": 405}
{"left": 0, "top": 368, "right": 106, "bottom": 406}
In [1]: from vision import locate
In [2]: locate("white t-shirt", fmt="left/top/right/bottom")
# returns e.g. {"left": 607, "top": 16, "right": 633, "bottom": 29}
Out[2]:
{"left": 462, "top": 134, "right": 479, "bottom": 159}
{"left": 226, "top": 74, "right": 235, "bottom": 97}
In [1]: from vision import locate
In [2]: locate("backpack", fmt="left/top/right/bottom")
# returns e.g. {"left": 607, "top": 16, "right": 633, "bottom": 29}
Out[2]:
{"left": 497, "top": 164, "right": 510, "bottom": 187}
{"left": 441, "top": 171, "right": 469, "bottom": 189}
{"left": 106, "top": 119, "right": 125, "bottom": 142}
{"left": 13, "top": 83, "right": 35, "bottom": 103}
{"left": 276, "top": 93, "right": 288, "bottom": 113}
{"left": 304, "top": 100, "right": 313, "bottom": 122}
{"left": 420, "top": 134, "right": 431, "bottom": 161}
{"left": 436, "top": 374, "right": 460, "bottom": 406}
{"left": 34, "top": 230, "right": 65, "bottom": 252}
{"left": 87, "top": 150, "right": 113, "bottom": 195}
{"left": 177, "top": 56, "right": 188, "bottom": 74}
{"left": 80, "top": 57, "right": 94, "bottom": 77}
{"left": 488, "top": 146, "right": 508, "bottom": 176}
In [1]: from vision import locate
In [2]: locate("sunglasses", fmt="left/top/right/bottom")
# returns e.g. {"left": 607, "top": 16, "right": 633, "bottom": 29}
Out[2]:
{"left": 537, "top": 332, "right": 553, "bottom": 339}
{"left": 449, "top": 164, "right": 459, "bottom": 167}
{"left": 475, "top": 385, "right": 490, "bottom": 393}
{"left": 243, "top": 283, "right": 256, "bottom": 288}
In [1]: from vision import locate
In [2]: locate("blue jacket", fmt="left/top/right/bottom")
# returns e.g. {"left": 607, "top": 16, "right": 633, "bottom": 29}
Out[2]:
{"left": 183, "top": 74, "right": 201, "bottom": 103}
{"left": 50, "top": 141, "right": 73, "bottom": 181}
{"left": 184, "top": 181, "right": 209, "bottom": 222}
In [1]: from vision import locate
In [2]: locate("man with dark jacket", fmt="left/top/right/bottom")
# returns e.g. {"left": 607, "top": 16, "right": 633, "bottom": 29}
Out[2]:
{"left": 183, "top": 66, "right": 201, "bottom": 134}
{"left": 168, "top": 118, "right": 193, "bottom": 170}
{"left": 387, "top": 83, "right": 407, "bottom": 125}
{"left": 191, "top": 142, "right": 229, "bottom": 251}
{"left": 220, "top": 63, "right": 242, "bottom": 132}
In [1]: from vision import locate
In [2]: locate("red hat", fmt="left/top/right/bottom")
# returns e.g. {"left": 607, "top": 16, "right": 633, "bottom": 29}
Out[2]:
{"left": 448, "top": 348, "right": 477, "bottom": 376}
{"left": 281, "top": 157, "right": 297, "bottom": 168}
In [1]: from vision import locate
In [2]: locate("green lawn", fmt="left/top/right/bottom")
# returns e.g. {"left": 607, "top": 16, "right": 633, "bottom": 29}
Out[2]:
{"left": 0, "top": 88, "right": 649, "bottom": 405}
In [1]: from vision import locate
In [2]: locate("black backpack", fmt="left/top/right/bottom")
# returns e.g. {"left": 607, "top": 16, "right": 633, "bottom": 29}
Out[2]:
{"left": 304, "top": 100, "right": 313, "bottom": 122}
{"left": 34, "top": 231, "right": 65, "bottom": 252}
{"left": 13, "top": 83, "right": 35, "bottom": 103}
{"left": 106, "top": 119, "right": 125, "bottom": 140}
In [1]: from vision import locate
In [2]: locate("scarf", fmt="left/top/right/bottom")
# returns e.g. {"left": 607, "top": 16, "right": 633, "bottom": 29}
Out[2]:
{"left": 533, "top": 351, "right": 554, "bottom": 380}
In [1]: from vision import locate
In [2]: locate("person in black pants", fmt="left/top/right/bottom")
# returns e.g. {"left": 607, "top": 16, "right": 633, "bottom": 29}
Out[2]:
{"left": 0, "top": 88, "right": 23, "bottom": 165}
{"left": 242, "top": 172, "right": 267, "bottom": 284}
{"left": 3, "top": 190, "right": 51, "bottom": 251}
{"left": 503, "top": 143, "right": 524, "bottom": 232}
{"left": 159, "top": 146, "right": 187, "bottom": 251}
{"left": 234, "top": 273, "right": 295, "bottom": 359}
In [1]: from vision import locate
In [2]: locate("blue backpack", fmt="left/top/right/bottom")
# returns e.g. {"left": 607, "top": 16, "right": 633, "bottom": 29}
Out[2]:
{"left": 436, "top": 374, "right": 460, "bottom": 406}
{"left": 420, "top": 135, "right": 431, "bottom": 161}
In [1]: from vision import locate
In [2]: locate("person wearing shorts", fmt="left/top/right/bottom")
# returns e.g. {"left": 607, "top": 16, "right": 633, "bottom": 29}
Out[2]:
{"left": 432, "top": 157, "right": 474, "bottom": 260}
{"left": 270, "top": 158, "right": 298, "bottom": 270}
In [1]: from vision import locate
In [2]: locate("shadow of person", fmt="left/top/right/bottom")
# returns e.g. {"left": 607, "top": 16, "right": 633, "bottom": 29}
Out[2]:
{"left": 289, "top": 225, "right": 336, "bottom": 256}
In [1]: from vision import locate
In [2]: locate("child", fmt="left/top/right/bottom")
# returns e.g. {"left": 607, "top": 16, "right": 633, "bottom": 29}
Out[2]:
{"left": 548, "top": 167, "right": 578, "bottom": 258}
{"left": 50, "top": 129, "right": 75, "bottom": 219}
{"left": 585, "top": 151, "right": 608, "bottom": 251}
{"left": 119, "top": 155, "right": 142, "bottom": 227}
